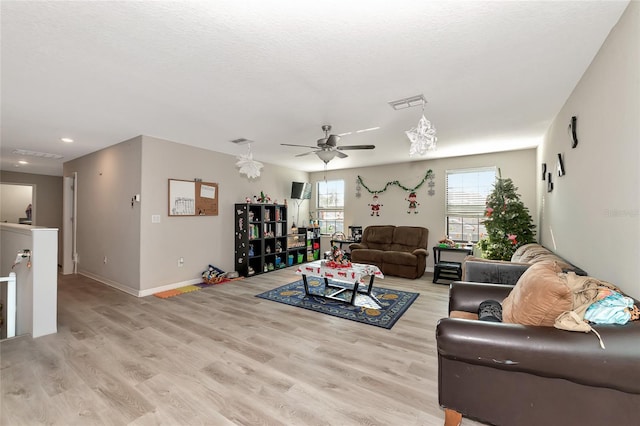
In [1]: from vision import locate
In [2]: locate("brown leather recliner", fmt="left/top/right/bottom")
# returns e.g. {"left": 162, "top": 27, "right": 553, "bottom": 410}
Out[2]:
{"left": 349, "top": 225, "right": 429, "bottom": 279}
{"left": 436, "top": 282, "right": 640, "bottom": 426}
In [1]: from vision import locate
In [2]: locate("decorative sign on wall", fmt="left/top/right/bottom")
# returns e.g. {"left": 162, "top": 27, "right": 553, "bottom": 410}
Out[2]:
{"left": 406, "top": 192, "right": 419, "bottom": 214}
{"left": 368, "top": 194, "right": 383, "bottom": 216}
{"left": 168, "top": 179, "right": 219, "bottom": 216}
{"left": 557, "top": 153, "right": 565, "bottom": 176}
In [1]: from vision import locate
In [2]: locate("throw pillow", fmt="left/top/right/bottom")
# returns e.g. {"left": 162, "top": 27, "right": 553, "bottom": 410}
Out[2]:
{"left": 510, "top": 243, "right": 540, "bottom": 262}
{"left": 502, "top": 261, "right": 572, "bottom": 326}
{"left": 517, "top": 245, "right": 553, "bottom": 263}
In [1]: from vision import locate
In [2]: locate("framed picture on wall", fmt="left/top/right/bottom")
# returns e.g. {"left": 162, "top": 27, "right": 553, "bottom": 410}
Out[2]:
{"left": 168, "top": 179, "right": 219, "bottom": 216}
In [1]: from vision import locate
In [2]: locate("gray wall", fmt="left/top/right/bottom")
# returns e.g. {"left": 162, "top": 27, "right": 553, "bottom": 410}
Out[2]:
{"left": 538, "top": 1, "right": 639, "bottom": 299}
{"left": 139, "top": 136, "right": 308, "bottom": 292}
{"left": 310, "top": 148, "right": 537, "bottom": 270}
{"left": 63, "top": 136, "right": 142, "bottom": 294}
{"left": 0, "top": 183, "right": 32, "bottom": 223}
{"left": 64, "top": 135, "right": 308, "bottom": 295}
{"left": 0, "top": 171, "right": 63, "bottom": 265}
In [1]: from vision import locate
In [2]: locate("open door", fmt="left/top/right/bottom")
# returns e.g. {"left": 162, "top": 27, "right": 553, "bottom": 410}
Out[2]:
{"left": 62, "top": 173, "right": 78, "bottom": 274}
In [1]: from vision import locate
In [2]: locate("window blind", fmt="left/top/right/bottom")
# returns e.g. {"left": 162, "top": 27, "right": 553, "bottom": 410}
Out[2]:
{"left": 446, "top": 167, "right": 496, "bottom": 218}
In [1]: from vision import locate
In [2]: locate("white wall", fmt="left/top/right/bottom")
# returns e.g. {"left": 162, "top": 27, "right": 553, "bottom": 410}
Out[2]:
{"left": 310, "top": 148, "right": 537, "bottom": 269}
{"left": 1, "top": 224, "right": 58, "bottom": 338}
{"left": 538, "top": 2, "right": 639, "bottom": 299}
{"left": 0, "top": 224, "right": 32, "bottom": 338}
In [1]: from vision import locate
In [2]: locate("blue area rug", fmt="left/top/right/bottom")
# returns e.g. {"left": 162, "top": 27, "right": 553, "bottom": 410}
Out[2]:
{"left": 255, "top": 278, "right": 419, "bottom": 329}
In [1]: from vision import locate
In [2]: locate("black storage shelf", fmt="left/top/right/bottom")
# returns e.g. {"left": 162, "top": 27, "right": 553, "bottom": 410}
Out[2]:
{"left": 235, "top": 203, "right": 321, "bottom": 276}
{"left": 235, "top": 203, "right": 291, "bottom": 276}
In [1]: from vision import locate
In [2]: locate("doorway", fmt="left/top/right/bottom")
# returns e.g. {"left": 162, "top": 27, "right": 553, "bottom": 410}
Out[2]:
{"left": 62, "top": 174, "right": 77, "bottom": 274}
{"left": 0, "top": 183, "right": 35, "bottom": 225}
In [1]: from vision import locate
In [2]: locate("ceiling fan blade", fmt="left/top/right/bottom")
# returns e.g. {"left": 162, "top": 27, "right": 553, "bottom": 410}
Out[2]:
{"left": 325, "top": 134, "right": 340, "bottom": 147}
{"left": 294, "top": 151, "right": 317, "bottom": 157}
{"left": 336, "top": 145, "right": 376, "bottom": 150}
{"left": 281, "top": 143, "right": 318, "bottom": 149}
{"left": 335, "top": 151, "right": 348, "bottom": 159}
{"left": 316, "top": 138, "right": 330, "bottom": 148}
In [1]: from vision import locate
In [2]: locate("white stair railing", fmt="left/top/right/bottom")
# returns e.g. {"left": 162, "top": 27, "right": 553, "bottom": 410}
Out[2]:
{"left": 1, "top": 272, "right": 16, "bottom": 338}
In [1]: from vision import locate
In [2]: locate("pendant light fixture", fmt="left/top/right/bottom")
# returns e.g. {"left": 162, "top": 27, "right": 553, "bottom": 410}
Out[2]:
{"left": 389, "top": 94, "right": 437, "bottom": 156}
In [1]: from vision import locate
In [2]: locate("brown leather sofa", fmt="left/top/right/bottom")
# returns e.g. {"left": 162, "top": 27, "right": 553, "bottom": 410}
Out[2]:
{"left": 349, "top": 225, "right": 429, "bottom": 279}
{"left": 436, "top": 281, "right": 640, "bottom": 426}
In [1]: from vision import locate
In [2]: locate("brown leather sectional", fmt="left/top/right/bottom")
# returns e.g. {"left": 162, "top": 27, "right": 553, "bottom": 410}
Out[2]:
{"left": 437, "top": 281, "right": 640, "bottom": 426}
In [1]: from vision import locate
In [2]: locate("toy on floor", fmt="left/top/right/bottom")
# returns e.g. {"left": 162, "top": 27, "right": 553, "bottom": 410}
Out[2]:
{"left": 202, "top": 264, "right": 226, "bottom": 284}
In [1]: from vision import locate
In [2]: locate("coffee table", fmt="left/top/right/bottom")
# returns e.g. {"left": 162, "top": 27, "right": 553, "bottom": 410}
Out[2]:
{"left": 295, "top": 260, "right": 384, "bottom": 306}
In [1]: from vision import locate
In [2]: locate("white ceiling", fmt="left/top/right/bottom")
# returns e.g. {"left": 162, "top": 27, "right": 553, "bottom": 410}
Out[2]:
{"left": 0, "top": 0, "right": 629, "bottom": 176}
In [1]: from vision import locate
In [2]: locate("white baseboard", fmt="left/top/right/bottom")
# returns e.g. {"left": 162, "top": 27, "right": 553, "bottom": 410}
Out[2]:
{"left": 138, "top": 278, "right": 203, "bottom": 297}
{"left": 78, "top": 270, "right": 201, "bottom": 298}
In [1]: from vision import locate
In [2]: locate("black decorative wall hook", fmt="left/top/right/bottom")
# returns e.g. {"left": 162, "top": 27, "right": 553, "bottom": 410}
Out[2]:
{"left": 569, "top": 116, "right": 578, "bottom": 148}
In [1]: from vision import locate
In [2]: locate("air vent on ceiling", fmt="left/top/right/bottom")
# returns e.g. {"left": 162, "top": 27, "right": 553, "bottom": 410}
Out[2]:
{"left": 12, "top": 149, "right": 64, "bottom": 159}
{"left": 388, "top": 94, "right": 427, "bottom": 110}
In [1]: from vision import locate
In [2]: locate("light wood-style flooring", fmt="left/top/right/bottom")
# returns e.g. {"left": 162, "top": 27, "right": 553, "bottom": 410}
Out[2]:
{"left": 1, "top": 268, "right": 485, "bottom": 425}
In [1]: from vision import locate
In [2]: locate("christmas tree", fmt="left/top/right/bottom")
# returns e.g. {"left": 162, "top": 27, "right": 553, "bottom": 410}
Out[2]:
{"left": 477, "top": 171, "right": 536, "bottom": 260}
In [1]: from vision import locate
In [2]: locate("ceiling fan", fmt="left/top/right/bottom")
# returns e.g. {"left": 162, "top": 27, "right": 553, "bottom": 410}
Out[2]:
{"left": 281, "top": 125, "right": 375, "bottom": 163}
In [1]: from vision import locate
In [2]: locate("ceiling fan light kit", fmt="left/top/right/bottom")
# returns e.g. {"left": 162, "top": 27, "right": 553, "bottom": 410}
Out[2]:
{"left": 281, "top": 124, "right": 376, "bottom": 164}
{"left": 316, "top": 150, "right": 338, "bottom": 164}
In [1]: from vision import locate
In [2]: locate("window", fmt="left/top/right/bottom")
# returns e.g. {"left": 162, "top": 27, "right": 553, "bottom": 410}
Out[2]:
{"left": 316, "top": 179, "right": 344, "bottom": 235}
{"left": 445, "top": 167, "right": 496, "bottom": 242}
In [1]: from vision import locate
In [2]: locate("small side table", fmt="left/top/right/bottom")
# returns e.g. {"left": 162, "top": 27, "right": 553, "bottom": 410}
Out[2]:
{"left": 433, "top": 246, "right": 473, "bottom": 284}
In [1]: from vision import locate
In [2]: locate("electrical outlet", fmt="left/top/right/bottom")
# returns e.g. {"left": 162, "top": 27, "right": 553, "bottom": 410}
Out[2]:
{"left": 178, "top": 257, "right": 184, "bottom": 267}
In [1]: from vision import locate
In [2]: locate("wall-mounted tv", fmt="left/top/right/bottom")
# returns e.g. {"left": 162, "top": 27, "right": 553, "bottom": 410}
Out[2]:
{"left": 291, "top": 182, "right": 312, "bottom": 200}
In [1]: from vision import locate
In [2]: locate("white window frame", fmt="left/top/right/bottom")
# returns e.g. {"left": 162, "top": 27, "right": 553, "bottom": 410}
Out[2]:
{"left": 316, "top": 179, "right": 344, "bottom": 236}
{"left": 445, "top": 167, "right": 496, "bottom": 242}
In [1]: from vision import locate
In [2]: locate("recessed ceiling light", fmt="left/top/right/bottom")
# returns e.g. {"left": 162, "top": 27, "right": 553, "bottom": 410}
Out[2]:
{"left": 61, "top": 137, "right": 74, "bottom": 143}
{"left": 18, "top": 160, "right": 28, "bottom": 164}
